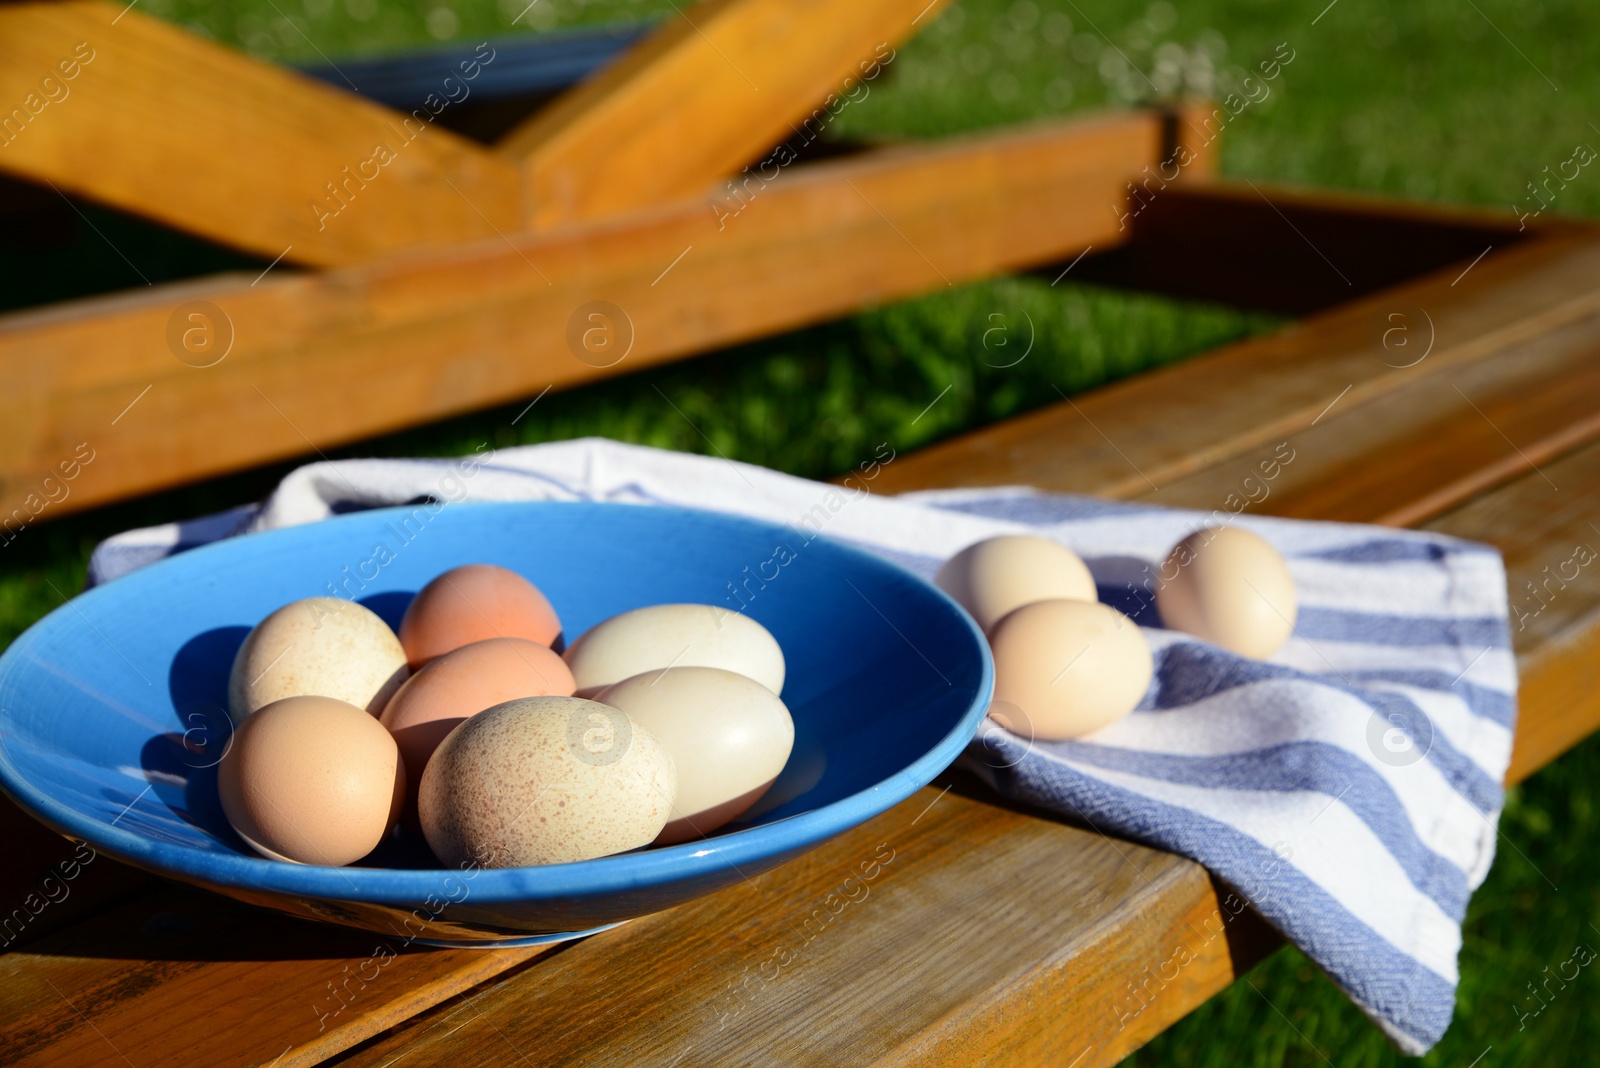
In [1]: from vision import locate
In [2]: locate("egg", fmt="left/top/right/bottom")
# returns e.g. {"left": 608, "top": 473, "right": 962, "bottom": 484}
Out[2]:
{"left": 596, "top": 667, "right": 794, "bottom": 845}
{"left": 418, "top": 696, "right": 676, "bottom": 868}
{"left": 228, "top": 597, "right": 409, "bottom": 720}
{"left": 935, "top": 534, "right": 1098, "bottom": 632}
{"left": 562, "top": 604, "right": 785, "bottom": 697}
{"left": 399, "top": 564, "right": 562, "bottom": 668}
{"left": 1155, "top": 526, "right": 1297, "bottom": 659}
{"left": 379, "top": 638, "right": 577, "bottom": 812}
{"left": 218, "top": 695, "right": 405, "bottom": 866}
{"left": 987, "top": 599, "right": 1152, "bottom": 741}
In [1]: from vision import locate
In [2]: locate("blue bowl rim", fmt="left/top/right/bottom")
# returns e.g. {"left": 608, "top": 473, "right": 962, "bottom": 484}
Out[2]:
{"left": 0, "top": 500, "right": 994, "bottom": 907}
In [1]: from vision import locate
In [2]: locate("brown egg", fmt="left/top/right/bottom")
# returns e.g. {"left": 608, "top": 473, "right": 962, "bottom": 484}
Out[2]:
{"left": 228, "top": 597, "right": 409, "bottom": 720}
{"left": 399, "top": 564, "right": 562, "bottom": 668}
{"left": 419, "top": 696, "right": 676, "bottom": 868}
{"left": 380, "top": 638, "right": 576, "bottom": 812}
{"left": 1155, "top": 526, "right": 1298, "bottom": 659}
{"left": 988, "top": 599, "right": 1152, "bottom": 741}
{"left": 218, "top": 695, "right": 405, "bottom": 866}
{"left": 935, "top": 535, "right": 1098, "bottom": 632}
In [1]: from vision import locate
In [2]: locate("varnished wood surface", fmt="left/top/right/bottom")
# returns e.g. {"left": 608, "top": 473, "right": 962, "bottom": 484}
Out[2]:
{"left": 498, "top": 0, "right": 945, "bottom": 227}
{"left": 0, "top": 2, "right": 523, "bottom": 266}
{"left": 0, "top": 887, "right": 548, "bottom": 1068}
{"left": 335, "top": 779, "right": 1263, "bottom": 1068}
{"left": 1425, "top": 439, "right": 1600, "bottom": 783}
{"left": 0, "top": 111, "right": 1162, "bottom": 523}
{"left": 872, "top": 231, "right": 1600, "bottom": 501}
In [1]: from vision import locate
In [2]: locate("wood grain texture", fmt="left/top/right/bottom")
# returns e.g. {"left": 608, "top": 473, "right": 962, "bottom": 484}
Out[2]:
{"left": 498, "top": 0, "right": 947, "bottom": 227}
{"left": 872, "top": 231, "right": 1600, "bottom": 499}
{"left": 1424, "top": 440, "right": 1600, "bottom": 783}
{"left": 1069, "top": 180, "right": 1581, "bottom": 315}
{"left": 1136, "top": 307, "right": 1600, "bottom": 526}
{"left": 0, "top": 886, "right": 548, "bottom": 1068}
{"left": 0, "top": 2, "right": 522, "bottom": 266}
{"left": 334, "top": 782, "right": 1265, "bottom": 1068}
{"left": 0, "top": 111, "right": 1161, "bottom": 523}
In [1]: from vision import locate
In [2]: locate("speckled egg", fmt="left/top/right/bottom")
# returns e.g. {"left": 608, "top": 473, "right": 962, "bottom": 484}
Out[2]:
{"left": 418, "top": 696, "right": 677, "bottom": 868}
{"left": 596, "top": 667, "right": 794, "bottom": 845}
{"left": 380, "top": 637, "right": 576, "bottom": 810}
{"left": 562, "top": 604, "right": 785, "bottom": 697}
{"left": 228, "top": 597, "right": 409, "bottom": 720}
{"left": 399, "top": 564, "right": 562, "bottom": 668}
{"left": 935, "top": 534, "right": 1098, "bottom": 632}
{"left": 218, "top": 695, "right": 405, "bottom": 866}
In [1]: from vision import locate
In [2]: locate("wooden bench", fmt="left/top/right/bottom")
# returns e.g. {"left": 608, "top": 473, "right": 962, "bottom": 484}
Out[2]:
{"left": 2, "top": 2, "right": 1598, "bottom": 1065}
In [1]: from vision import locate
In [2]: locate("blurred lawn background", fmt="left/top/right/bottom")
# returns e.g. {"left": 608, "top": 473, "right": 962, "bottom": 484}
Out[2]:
{"left": 4, "top": 1, "right": 1599, "bottom": 1064}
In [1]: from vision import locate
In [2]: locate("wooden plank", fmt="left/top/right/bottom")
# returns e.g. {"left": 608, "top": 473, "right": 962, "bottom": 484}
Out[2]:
{"left": 1136, "top": 305, "right": 1600, "bottom": 526}
{"left": 497, "top": 0, "right": 947, "bottom": 227}
{"left": 21, "top": 777, "right": 1260, "bottom": 1068}
{"left": 1068, "top": 180, "right": 1587, "bottom": 315}
{"left": 1424, "top": 440, "right": 1600, "bottom": 783}
{"left": 0, "top": 111, "right": 1163, "bottom": 523}
{"left": 872, "top": 231, "right": 1600, "bottom": 499}
{"left": 0, "top": 2, "right": 523, "bottom": 266}
{"left": 0, "top": 885, "right": 549, "bottom": 1068}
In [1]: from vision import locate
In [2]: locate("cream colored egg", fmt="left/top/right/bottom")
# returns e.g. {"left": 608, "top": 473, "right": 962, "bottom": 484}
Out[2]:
{"left": 229, "top": 597, "right": 409, "bottom": 719}
{"left": 218, "top": 695, "right": 405, "bottom": 866}
{"left": 562, "top": 604, "right": 785, "bottom": 697}
{"left": 988, "top": 599, "right": 1152, "bottom": 741}
{"left": 1155, "top": 526, "right": 1297, "bottom": 659}
{"left": 418, "top": 696, "right": 677, "bottom": 868}
{"left": 596, "top": 667, "right": 794, "bottom": 845}
{"left": 935, "top": 534, "right": 1098, "bottom": 632}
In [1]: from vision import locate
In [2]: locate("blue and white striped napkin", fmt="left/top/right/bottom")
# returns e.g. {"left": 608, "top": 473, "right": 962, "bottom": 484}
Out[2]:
{"left": 88, "top": 438, "right": 1514, "bottom": 1054}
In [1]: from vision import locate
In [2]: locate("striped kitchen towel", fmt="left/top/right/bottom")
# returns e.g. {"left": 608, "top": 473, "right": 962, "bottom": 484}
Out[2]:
{"left": 87, "top": 438, "right": 1514, "bottom": 1054}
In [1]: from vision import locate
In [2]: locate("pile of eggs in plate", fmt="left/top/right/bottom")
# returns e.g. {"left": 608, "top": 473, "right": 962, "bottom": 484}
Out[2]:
{"left": 218, "top": 565, "right": 793, "bottom": 869}
{"left": 936, "top": 526, "right": 1297, "bottom": 741}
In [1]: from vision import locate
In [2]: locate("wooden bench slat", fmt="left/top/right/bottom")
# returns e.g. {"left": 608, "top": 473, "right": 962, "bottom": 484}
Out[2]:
{"left": 1423, "top": 438, "right": 1600, "bottom": 782}
{"left": 497, "top": 0, "right": 947, "bottom": 227}
{"left": 0, "top": 886, "right": 548, "bottom": 1068}
{"left": 297, "top": 782, "right": 1262, "bottom": 1068}
{"left": 0, "top": 2, "right": 524, "bottom": 267}
{"left": 1136, "top": 306, "right": 1600, "bottom": 526}
{"left": 0, "top": 111, "right": 1162, "bottom": 522}
{"left": 871, "top": 230, "right": 1600, "bottom": 499}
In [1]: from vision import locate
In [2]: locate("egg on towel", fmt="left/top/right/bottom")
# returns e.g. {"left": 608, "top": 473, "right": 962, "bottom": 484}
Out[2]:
{"left": 987, "top": 599, "right": 1152, "bottom": 741}
{"left": 596, "top": 667, "right": 794, "bottom": 844}
{"left": 935, "top": 534, "right": 1097, "bottom": 632}
{"left": 1155, "top": 526, "right": 1298, "bottom": 659}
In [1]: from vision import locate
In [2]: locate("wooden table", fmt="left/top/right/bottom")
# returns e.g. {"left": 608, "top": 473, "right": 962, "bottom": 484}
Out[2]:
{"left": 5, "top": 190, "right": 1599, "bottom": 1065}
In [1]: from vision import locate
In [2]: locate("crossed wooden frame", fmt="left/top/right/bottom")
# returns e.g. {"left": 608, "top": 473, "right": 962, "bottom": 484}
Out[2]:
{"left": 4, "top": 2, "right": 1600, "bottom": 1066}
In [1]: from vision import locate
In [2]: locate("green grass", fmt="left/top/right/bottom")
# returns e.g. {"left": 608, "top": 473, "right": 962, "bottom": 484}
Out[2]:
{"left": 7, "top": 1, "right": 1600, "bottom": 1065}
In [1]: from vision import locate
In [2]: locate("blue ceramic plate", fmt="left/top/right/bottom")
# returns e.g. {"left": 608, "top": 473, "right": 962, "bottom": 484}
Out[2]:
{"left": 0, "top": 502, "right": 991, "bottom": 946}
